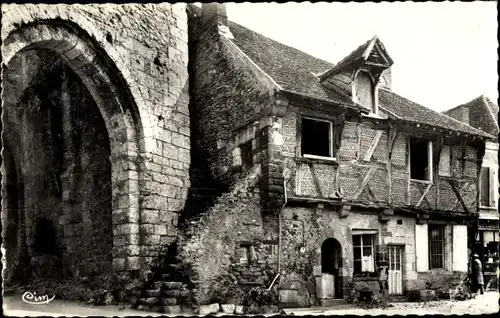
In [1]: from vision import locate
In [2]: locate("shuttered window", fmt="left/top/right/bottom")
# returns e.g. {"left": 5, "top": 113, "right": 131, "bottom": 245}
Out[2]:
{"left": 415, "top": 224, "right": 429, "bottom": 272}
{"left": 354, "top": 71, "right": 376, "bottom": 114}
{"left": 428, "top": 225, "right": 445, "bottom": 269}
{"left": 452, "top": 225, "right": 468, "bottom": 272}
{"left": 480, "top": 167, "right": 491, "bottom": 206}
{"left": 353, "top": 234, "right": 375, "bottom": 274}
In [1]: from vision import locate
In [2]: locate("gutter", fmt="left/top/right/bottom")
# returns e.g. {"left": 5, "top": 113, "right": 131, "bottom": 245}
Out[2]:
{"left": 279, "top": 89, "right": 368, "bottom": 115}
{"left": 268, "top": 179, "right": 288, "bottom": 291}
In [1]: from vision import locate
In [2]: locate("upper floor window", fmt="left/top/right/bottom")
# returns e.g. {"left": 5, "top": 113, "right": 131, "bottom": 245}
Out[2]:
{"left": 301, "top": 117, "right": 334, "bottom": 159}
{"left": 354, "top": 70, "right": 377, "bottom": 114}
{"left": 410, "top": 138, "right": 433, "bottom": 182}
{"left": 438, "top": 145, "right": 451, "bottom": 177}
{"left": 480, "top": 167, "right": 495, "bottom": 207}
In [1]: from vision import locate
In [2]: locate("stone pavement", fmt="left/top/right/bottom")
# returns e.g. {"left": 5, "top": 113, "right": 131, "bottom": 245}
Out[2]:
{"left": 3, "top": 292, "right": 499, "bottom": 317}
{"left": 284, "top": 291, "right": 499, "bottom": 316}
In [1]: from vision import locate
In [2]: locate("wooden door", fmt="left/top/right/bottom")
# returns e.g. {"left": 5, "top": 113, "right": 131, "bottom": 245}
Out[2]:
{"left": 321, "top": 273, "right": 335, "bottom": 299}
{"left": 388, "top": 245, "right": 403, "bottom": 295}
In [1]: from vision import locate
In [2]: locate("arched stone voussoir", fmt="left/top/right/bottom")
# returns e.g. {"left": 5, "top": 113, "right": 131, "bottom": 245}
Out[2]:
{"left": 2, "top": 20, "right": 155, "bottom": 154}
{"left": 1, "top": 19, "right": 154, "bottom": 275}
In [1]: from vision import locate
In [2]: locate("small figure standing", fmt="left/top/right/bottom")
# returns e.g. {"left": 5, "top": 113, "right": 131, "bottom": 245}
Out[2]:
{"left": 472, "top": 254, "right": 484, "bottom": 295}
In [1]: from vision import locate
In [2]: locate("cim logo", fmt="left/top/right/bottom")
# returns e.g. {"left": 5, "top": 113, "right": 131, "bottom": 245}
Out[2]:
{"left": 22, "top": 291, "right": 55, "bottom": 305}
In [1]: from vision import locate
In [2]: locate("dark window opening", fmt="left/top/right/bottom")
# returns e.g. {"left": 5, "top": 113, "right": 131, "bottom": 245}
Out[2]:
{"left": 34, "top": 218, "right": 59, "bottom": 255}
{"left": 301, "top": 117, "right": 332, "bottom": 157}
{"left": 480, "top": 167, "right": 491, "bottom": 206}
{"left": 240, "top": 141, "right": 253, "bottom": 171}
{"left": 428, "top": 225, "right": 445, "bottom": 269}
{"left": 397, "top": 219, "right": 403, "bottom": 225}
{"left": 410, "top": 138, "right": 430, "bottom": 181}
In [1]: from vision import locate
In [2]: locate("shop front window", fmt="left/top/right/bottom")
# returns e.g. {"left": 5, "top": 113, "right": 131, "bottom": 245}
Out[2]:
{"left": 482, "top": 231, "right": 499, "bottom": 273}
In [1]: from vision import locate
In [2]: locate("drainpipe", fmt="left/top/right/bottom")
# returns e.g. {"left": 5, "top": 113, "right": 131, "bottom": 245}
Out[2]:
{"left": 268, "top": 179, "right": 287, "bottom": 290}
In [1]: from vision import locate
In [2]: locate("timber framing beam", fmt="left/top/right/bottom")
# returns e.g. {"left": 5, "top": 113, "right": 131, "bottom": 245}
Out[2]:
{"left": 434, "top": 136, "right": 444, "bottom": 210}
{"left": 308, "top": 163, "right": 323, "bottom": 198}
{"left": 363, "top": 130, "right": 383, "bottom": 161}
{"left": 448, "top": 179, "right": 470, "bottom": 214}
{"left": 353, "top": 166, "right": 378, "bottom": 200}
{"left": 387, "top": 123, "right": 397, "bottom": 204}
{"left": 415, "top": 183, "right": 432, "bottom": 207}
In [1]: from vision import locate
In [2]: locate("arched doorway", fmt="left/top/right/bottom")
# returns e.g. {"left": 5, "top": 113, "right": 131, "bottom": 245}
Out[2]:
{"left": 321, "top": 238, "right": 343, "bottom": 299}
{"left": 2, "top": 21, "right": 146, "bottom": 282}
{"left": 3, "top": 49, "right": 113, "bottom": 280}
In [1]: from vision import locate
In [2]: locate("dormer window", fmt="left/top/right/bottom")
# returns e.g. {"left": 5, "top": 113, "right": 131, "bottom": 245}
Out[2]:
{"left": 354, "top": 70, "right": 377, "bottom": 114}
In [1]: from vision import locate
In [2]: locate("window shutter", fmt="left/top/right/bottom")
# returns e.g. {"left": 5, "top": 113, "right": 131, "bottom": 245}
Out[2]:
{"left": 490, "top": 168, "right": 496, "bottom": 207}
{"left": 480, "top": 167, "right": 491, "bottom": 206}
{"left": 415, "top": 224, "right": 429, "bottom": 272}
{"left": 452, "top": 225, "right": 468, "bottom": 272}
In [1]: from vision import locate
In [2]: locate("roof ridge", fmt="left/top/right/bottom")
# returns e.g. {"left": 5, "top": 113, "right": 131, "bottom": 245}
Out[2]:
{"left": 481, "top": 95, "right": 499, "bottom": 130}
{"left": 442, "top": 95, "right": 485, "bottom": 113}
{"left": 227, "top": 20, "right": 335, "bottom": 68}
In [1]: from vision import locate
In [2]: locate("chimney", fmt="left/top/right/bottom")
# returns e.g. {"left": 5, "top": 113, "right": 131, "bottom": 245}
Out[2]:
{"left": 201, "top": 3, "right": 228, "bottom": 27}
{"left": 460, "top": 106, "right": 470, "bottom": 125}
{"left": 201, "top": 3, "right": 233, "bottom": 39}
{"left": 446, "top": 106, "right": 470, "bottom": 125}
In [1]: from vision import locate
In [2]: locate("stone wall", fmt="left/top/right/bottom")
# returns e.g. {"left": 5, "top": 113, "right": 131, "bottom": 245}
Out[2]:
{"left": 188, "top": 5, "right": 274, "bottom": 189}
{"left": 278, "top": 207, "right": 416, "bottom": 304}
{"left": 277, "top": 206, "right": 466, "bottom": 304}
{"left": 178, "top": 165, "right": 277, "bottom": 305}
{"left": 1, "top": 3, "right": 190, "bottom": 280}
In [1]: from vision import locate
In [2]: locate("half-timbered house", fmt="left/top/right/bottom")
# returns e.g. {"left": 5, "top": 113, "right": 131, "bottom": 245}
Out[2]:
{"left": 183, "top": 3, "right": 497, "bottom": 307}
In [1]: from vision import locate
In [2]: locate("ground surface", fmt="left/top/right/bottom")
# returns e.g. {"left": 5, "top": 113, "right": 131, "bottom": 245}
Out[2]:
{"left": 3, "top": 291, "right": 499, "bottom": 316}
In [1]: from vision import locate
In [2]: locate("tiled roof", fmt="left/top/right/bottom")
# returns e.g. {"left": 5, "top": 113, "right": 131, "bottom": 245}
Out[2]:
{"left": 188, "top": 4, "right": 494, "bottom": 139}
{"left": 188, "top": 3, "right": 355, "bottom": 106}
{"left": 227, "top": 20, "right": 358, "bottom": 107}
{"left": 443, "top": 95, "right": 499, "bottom": 136}
{"left": 484, "top": 96, "right": 499, "bottom": 124}
{"left": 379, "top": 89, "right": 493, "bottom": 138}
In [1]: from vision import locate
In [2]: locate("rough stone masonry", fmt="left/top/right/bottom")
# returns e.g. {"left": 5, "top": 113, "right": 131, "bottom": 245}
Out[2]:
{"left": 1, "top": 3, "right": 190, "bottom": 285}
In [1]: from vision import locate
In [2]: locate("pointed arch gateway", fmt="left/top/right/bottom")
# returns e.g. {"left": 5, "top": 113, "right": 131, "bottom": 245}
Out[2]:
{"left": 1, "top": 21, "right": 150, "bottom": 281}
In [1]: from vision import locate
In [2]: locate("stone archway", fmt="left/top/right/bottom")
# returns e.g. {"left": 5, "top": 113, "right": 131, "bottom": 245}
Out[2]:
{"left": 1, "top": 21, "right": 147, "bottom": 281}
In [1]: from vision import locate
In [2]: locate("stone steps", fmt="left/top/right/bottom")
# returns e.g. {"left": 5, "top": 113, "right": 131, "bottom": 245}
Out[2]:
{"left": 153, "top": 281, "right": 184, "bottom": 290}
{"left": 133, "top": 279, "right": 193, "bottom": 312}
{"left": 129, "top": 251, "right": 195, "bottom": 314}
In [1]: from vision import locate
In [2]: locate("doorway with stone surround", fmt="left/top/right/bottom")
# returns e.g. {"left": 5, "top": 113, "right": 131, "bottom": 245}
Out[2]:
{"left": 321, "top": 238, "right": 343, "bottom": 300}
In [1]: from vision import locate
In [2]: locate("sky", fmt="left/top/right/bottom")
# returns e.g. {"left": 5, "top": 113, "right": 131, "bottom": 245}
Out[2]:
{"left": 219, "top": 2, "right": 498, "bottom": 112}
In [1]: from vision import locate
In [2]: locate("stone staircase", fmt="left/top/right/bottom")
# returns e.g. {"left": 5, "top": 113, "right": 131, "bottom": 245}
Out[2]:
{"left": 129, "top": 243, "right": 197, "bottom": 314}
